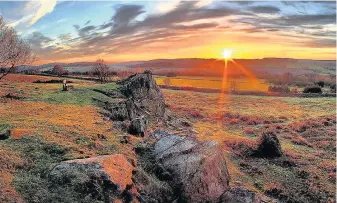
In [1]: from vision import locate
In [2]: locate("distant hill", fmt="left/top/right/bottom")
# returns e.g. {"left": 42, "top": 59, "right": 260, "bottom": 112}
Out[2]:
{"left": 19, "top": 58, "right": 336, "bottom": 77}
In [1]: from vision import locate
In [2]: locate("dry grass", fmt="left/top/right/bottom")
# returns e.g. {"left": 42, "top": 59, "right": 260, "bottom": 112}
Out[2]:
{"left": 0, "top": 74, "right": 136, "bottom": 200}
{"left": 156, "top": 76, "right": 269, "bottom": 92}
{"left": 162, "top": 88, "right": 336, "bottom": 202}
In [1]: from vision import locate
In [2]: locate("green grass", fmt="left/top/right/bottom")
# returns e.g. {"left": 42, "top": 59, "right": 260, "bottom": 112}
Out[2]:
{"left": 1, "top": 136, "right": 69, "bottom": 202}
{"left": 0, "top": 123, "right": 11, "bottom": 134}
{"left": 32, "top": 83, "right": 119, "bottom": 106}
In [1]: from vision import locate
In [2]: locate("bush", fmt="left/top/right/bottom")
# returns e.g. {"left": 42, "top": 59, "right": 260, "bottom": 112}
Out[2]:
{"left": 254, "top": 131, "right": 282, "bottom": 158}
{"left": 315, "top": 81, "right": 325, "bottom": 87}
{"left": 268, "top": 85, "right": 290, "bottom": 93}
{"left": 303, "top": 86, "right": 322, "bottom": 94}
{"left": 330, "top": 84, "right": 336, "bottom": 93}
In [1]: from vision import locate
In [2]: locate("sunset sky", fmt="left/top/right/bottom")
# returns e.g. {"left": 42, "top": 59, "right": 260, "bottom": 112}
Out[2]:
{"left": 0, "top": 0, "right": 336, "bottom": 64}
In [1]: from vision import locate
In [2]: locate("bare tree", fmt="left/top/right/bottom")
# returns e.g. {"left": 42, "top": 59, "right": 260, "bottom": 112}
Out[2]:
{"left": 92, "top": 59, "right": 109, "bottom": 83}
{"left": 0, "top": 16, "right": 35, "bottom": 80}
{"left": 52, "top": 64, "right": 65, "bottom": 76}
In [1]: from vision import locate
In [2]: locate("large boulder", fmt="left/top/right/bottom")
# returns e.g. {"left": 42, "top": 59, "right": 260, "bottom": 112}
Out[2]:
{"left": 117, "top": 70, "right": 165, "bottom": 119}
{"left": 100, "top": 71, "right": 166, "bottom": 136}
{"left": 153, "top": 131, "right": 230, "bottom": 202}
{"left": 48, "top": 154, "right": 138, "bottom": 202}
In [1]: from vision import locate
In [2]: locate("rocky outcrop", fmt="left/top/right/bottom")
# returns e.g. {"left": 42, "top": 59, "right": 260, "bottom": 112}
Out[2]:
{"left": 48, "top": 154, "right": 138, "bottom": 202}
{"left": 151, "top": 131, "right": 230, "bottom": 202}
{"left": 99, "top": 71, "right": 166, "bottom": 136}
{"left": 254, "top": 131, "right": 282, "bottom": 158}
{"left": 117, "top": 70, "right": 166, "bottom": 119}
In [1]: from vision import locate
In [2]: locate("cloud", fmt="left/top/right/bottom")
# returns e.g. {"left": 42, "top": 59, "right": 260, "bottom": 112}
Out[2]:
{"left": 77, "top": 25, "right": 96, "bottom": 36}
{"left": 26, "top": 31, "right": 52, "bottom": 46}
{"left": 28, "top": 0, "right": 57, "bottom": 26}
{"left": 8, "top": 14, "right": 33, "bottom": 27}
{"left": 248, "top": 6, "right": 280, "bottom": 14}
{"left": 112, "top": 5, "right": 145, "bottom": 27}
{"left": 173, "top": 22, "right": 219, "bottom": 30}
{"left": 73, "top": 24, "right": 80, "bottom": 30}
{"left": 84, "top": 20, "right": 91, "bottom": 26}
{"left": 59, "top": 33, "right": 72, "bottom": 41}
{"left": 304, "top": 38, "right": 336, "bottom": 48}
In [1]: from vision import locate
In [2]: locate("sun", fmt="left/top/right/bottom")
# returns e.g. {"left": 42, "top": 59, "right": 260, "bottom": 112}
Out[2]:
{"left": 222, "top": 48, "right": 232, "bottom": 59}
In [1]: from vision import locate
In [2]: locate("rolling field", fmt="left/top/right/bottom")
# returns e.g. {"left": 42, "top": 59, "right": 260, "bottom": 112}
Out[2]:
{"left": 156, "top": 76, "right": 270, "bottom": 92}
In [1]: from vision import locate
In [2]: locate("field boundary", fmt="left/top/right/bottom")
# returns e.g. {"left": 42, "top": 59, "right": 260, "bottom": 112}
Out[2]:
{"left": 159, "top": 85, "right": 336, "bottom": 98}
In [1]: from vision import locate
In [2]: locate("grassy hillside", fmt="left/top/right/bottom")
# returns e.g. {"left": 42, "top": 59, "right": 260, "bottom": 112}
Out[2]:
{"left": 0, "top": 74, "right": 335, "bottom": 202}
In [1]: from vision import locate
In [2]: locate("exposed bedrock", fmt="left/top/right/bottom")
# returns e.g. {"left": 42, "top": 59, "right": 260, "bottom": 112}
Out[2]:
{"left": 99, "top": 71, "right": 166, "bottom": 136}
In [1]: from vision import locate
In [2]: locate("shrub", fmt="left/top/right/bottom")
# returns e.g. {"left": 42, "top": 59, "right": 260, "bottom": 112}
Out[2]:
{"left": 254, "top": 131, "right": 282, "bottom": 158}
{"left": 315, "top": 81, "right": 325, "bottom": 87}
{"left": 303, "top": 86, "right": 322, "bottom": 94}
{"left": 330, "top": 84, "right": 336, "bottom": 93}
{"left": 268, "top": 85, "right": 290, "bottom": 93}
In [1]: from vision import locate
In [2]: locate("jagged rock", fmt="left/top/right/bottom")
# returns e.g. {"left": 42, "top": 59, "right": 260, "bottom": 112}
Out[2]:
{"left": 0, "top": 124, "right": 11, "bottom": 140}
{"left": 128, "top": 117, "right": 147, "bottom": 137}
{"left": 254, "top": 131, "right": 282, "bottom": 158}
{"left": 153, "top": 131, "right": 230, "bottom": 202}
{"left": 104, "top": 101, "right": 129, "bottom": 121}
{"left": 48, "top": 154, "right": 138, "bottom": 202}
{"left": 112, "top": 121, "right": 129, "bottom": 132}
{"left": 101, "top": 71, "right": 166, "bottom": 136}
{"left": 133, "top": 167, "right": 175, "bottom": 203}
{"left": 117, "top": 70, "right": 166, "bottom": 120}
{"left": 219, "top": 187, "right": 272, "bottom": 203}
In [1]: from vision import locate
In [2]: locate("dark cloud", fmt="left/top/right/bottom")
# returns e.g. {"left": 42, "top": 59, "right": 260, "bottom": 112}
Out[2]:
{"left": 248, "top": 6, "right": 280, "bottom": 14}
{"left": 112, "top": 5, "right": 145, "bottom": 27}
{"left": 108, "top": 1, "right": 240, "bottom": 36}
{"left": 173, "top": 22, "right": 219, "bottom": 30}
{"left": 26, "top": 32, "right": 52, "bottom": 46}
{"left": 233, "top": 1, "right": 254, "bottom": 5}
{"left": 84, "top": 20, "right": 91, "bottom": 25}
{"left": 305, "top": 38, "right": 336, "bottom": 48}
{"left": 99, "top": 22, "right": 113, "bottom": 30}
{"left": 78, "top": 25, "right": 96, "bottom": 36}
{"left": 282, "top": 14, "right": 336, "bottom": 25}
{"left": 73, "top": 24, "right": 80, "bottom": 30}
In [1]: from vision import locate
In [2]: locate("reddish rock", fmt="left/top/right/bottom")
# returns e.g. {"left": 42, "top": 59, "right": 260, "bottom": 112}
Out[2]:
{"left": 49, "top": 154, "right": 138, "bottom": 202}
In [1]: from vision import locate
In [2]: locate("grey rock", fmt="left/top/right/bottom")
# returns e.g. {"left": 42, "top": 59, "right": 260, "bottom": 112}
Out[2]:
{"left": 219, "top": 187, "right": 272, "bottom": 203}
{"left": 117, "top": 70, "right": 166, "bottom": 120}
{"left": 153, "top": 131, "right": 230, "bottom": 202}
{"left": 48, "top": 155, "right": 137, "bottom": 202}
{"left": 128, "top": 117, "right": 147, "bottom": 137}
{"left": 102, "top": 71, "right": 166, "bottom": 136}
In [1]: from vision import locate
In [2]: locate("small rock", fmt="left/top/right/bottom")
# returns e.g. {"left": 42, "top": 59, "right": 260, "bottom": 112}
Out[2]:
{"left": 254, "top": 131, "right": 282, "bottom": 158}
{"left": 219, "top": 187, "right": 272, "bottom": 203}
{"left": 128, "top": 117, "right": 147, "bottom": 137}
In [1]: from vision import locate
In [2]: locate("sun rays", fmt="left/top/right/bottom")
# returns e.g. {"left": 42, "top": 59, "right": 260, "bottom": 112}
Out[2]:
{"left": 217, "top": 49, "right": 261, "bottom": 120}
